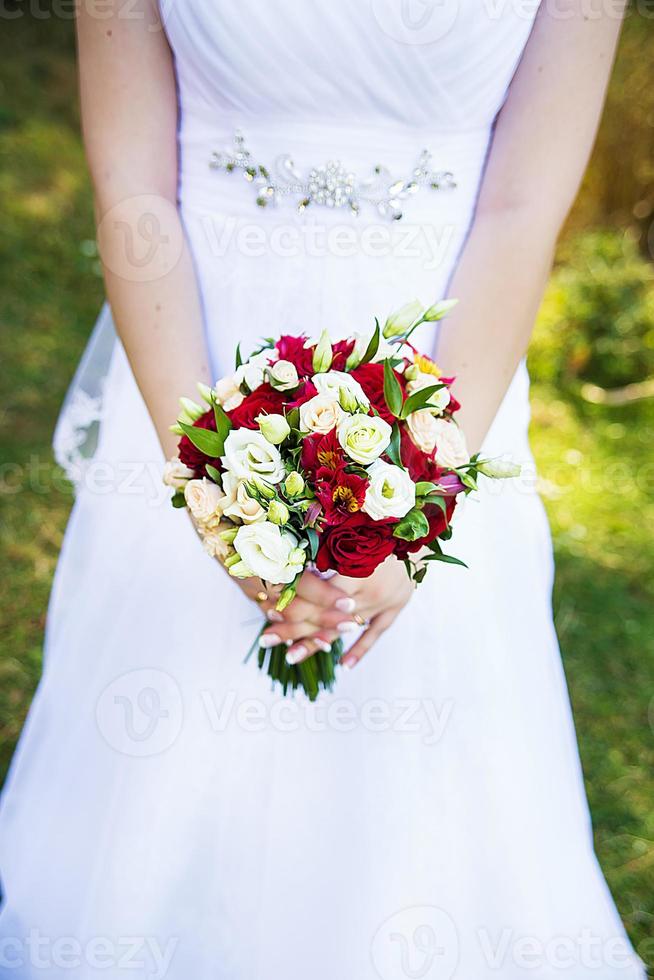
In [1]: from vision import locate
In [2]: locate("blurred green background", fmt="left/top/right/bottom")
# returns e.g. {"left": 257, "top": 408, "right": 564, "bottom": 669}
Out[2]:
{"left": 0, "top": 6, "right": 653, "bottom": 968}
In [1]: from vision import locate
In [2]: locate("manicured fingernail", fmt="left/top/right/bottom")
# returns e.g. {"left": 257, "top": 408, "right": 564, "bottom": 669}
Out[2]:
{"left": 341, "top": 658, "right": 355, "bottom": 670}
{"left": 267, "top": 610, "right": 284, "bottom": 623}
{"left": 316, "top": 639, "right": 332, "bottom": 653}
{"left": 335, "top": 597, "right": 356, "bottom": 613}
{"left": 286, "top": 646, "right": 307, "bottom": 665}
{"left": 260, "top": 633, "right": 281, "bottom": 648}
{"left": 337, "top": 621, "right": 357, "bottom": 633}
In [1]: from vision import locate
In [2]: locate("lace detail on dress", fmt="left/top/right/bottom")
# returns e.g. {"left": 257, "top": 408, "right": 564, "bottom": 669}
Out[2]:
{"left": 53, "top": 303, "right": 116, "bottom": 489}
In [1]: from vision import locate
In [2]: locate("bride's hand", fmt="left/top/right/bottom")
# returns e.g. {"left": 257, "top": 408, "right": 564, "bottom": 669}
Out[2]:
{"left": 286, "top": 557, "right": 413, "bottom": 669}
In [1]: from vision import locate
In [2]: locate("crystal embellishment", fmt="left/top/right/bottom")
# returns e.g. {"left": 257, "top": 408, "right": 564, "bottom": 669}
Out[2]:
{"left": 210, "top": 131, "right": 455, "bottom": 221}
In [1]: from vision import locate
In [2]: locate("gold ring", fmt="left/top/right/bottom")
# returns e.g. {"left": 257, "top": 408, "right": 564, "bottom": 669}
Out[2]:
{"left": 354, "top": 614, "right": 368, "bottom": 627}
{"left": 255, "top": 590, "right": 269, "bottom": 604}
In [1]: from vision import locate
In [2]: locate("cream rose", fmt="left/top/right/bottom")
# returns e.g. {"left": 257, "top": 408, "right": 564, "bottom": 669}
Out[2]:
{"left": 406, "top": 409, "right": 439, "bottom": 454}
{"left": 233, "top": 522, "right": 306, "bottom": 585}
{"left": 362, "top": 460, "right": 416, "bottom": 521}
{"left": 221, "top": 472, "right": 267, "bottom": 525}
{"left": 184, "top": 478, "right": 228, "bottom": 529}
{"left": 312, "top": 370, "right": 370, "bottom": 411}
{"left": 202, "top": 524, "right": 234, "bottom": 562}
{"left": 163, "top": 458, "right": 194, "bottom": 490}
{"left": 234, "top": 349, "right": 278, "bottom": 393}
{"left": 299, "top": 394, "right": 345, "bottom": 435}
{"left": 221, "top": 429, "right": 286, "bottom": 485}
{"left": 213, "top": 375, "right": 244, "bottom": 412}
{"left": 432, "top": 418, "right": 469, "bottom": 470}
{"left": 337, "top": 413, "right": 392, "bottom": 465}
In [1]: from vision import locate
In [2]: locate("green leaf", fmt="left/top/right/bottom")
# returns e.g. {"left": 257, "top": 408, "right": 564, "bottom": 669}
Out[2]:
{"left": 205, "top": 464, "right": 222, "bottom": 485}
{"left": 385, "top": 422, "right": 404, "bottom": 468}
{"left": 306, "top": 527, "right": 319, "bottom": 561}
{"left": 459, "top": 470, "right": 478, "bottom": 492}
{"left": 424, "top": 551, "right": 468, "bottom": 569}
{"left": 212, "top": 401, "right": 232, "bottom": 455}
{"left": 383, "top": 359, "right": 403, "bottom": 418}
{"left": 286, "top": 407, "right": 300, "bottom": 431}
{"left": 178, "top": 420, "right": 225, "bottom": 458}
{"left": 392, "top": 507, "right": 430, "bottom": 542}
{"left": 359, "top": 319, "right": 381, "bottom": 366}
{"left": 235, "top": 343, "right": 243, "bottom": 370}
{"left": 399, "top": 384, "right": 446, "bottom": 420}
{"left": 413, "top": 564, "right": 429, "bottom": 584}
{"left": 415, "top": 481, "right": 440, "bottom": 497}
{"left": 171, "top": 491, "right": 186, "bottom": 509}
{"left": 421, "top": 494, "right": 448, "bottom": 514}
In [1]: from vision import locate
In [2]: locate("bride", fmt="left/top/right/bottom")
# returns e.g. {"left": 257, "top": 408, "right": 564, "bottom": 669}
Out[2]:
{"left": 0, "top": 1, "right": 645, "bottom": 978}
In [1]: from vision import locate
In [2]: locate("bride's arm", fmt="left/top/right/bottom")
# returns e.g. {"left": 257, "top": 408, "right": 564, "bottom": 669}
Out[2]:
{"left": 76, "top": 0, "right": 210, "bottom": 459}
{"left": 436, "top": 0, "right": 626, "bottom": 453}
{"left": 76, "top": 0, "right": 354, "bottom": 634}
{"left": 329, "top": 1, "right": 627, "bottom": 669}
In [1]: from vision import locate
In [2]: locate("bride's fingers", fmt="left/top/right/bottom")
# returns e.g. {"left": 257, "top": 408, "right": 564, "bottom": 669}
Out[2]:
{"left": 340, "top": 608, "right": 398, "bottom": 670}
{"left": 285, "top": 630, "right": 340, "bottom": 666}
{"left": 295, "top": 571, "right": 356, "bottom": 612}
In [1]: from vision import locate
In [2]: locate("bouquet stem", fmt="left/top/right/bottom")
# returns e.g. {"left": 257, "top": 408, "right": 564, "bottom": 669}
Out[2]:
{"left": 256, "top": 636, "right": 344, "bottom": 700}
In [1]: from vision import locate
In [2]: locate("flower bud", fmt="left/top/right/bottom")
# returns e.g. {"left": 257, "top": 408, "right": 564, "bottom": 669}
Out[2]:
{"left": 423, "top": 298, "right": 458, "bottom": 322}
{"left": 218, "top": 526, "right": 239, "bottom": 544}
{"left": 284, "top": 471, "right": 305, "bottom": 497}
{"left": 267, "top": 500, "right": 290, "bottom": 526}
{"left": 250, "top": 476, "right": 276, "bottom": 499}
{"left": 178, "top": 396, "right": 205, "bottom": 423}
{"left": 477, "top": 458, "right": 522, "bottom": 480}
{"left": 169, "top": 422, "right": 185, "bottom": 436}
{"left": 197, "top": 381, "right": 215, "bottom": 404}
{"left": 228, "top": 559, "right": 254, "bottom": 579}
{"left": 275, "top": 585, "right": 297, "bottom": 612}
{"left": 338, "top": 385, "right": 359, "bottom": 413}
{"left": 382, "top": 299, "right": 423, "bottom": 339}
{"left": 257, "top": 412, "right": 291, "bottom": 445}
{"left": 312, "top": 329, "right": 333, "bottom": 373}
{"left": 288, "top": 547, "right": 307, "bottom": 566}
{"left": 403, "top": 363, "right": 419, "bottom": 381}
{"left": 224, "top": 552, "right": 243, "bottom": 568}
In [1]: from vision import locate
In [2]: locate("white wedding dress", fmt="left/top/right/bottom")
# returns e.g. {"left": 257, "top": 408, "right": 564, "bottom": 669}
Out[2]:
{"left": 0, "top": 2, "right": 645, "bottom": 978}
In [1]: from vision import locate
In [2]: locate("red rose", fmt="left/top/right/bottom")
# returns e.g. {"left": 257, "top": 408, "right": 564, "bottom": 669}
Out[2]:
{"left": 227, "top": 384, "right": 286, "bottom": 429}
{"left": 275, "top": 335, "right": 314, "bottom": 378}
{"left": 178, "top": 409, "right": 221, "bottom": 476}
{"left": 316, "top": 469, "right": 368, "bottom": 526}
{"left": 316, "top": 512, "right": 395, "bottom": 577}
{"left": 286, "top": 379, "right": 317, "bottom": 410}
{"left": 350, "top": 362, "right": 402, "bottom": 425}
{"left": 399, "top": 427, "right": 442, "bottom": 484}
{"left": 394, "top": 498, "right": 457, "bottom": 559}
{"left": 440, "top": 376, "right": 460, "bottom": 414}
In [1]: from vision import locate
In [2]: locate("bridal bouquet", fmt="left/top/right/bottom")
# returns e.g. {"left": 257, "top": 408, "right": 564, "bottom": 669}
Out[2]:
{"left": 165, "top": 300, "right": 519, "bottom": 699}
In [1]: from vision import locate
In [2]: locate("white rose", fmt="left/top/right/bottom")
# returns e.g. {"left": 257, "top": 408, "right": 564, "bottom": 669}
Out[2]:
{"left": 163, "top": 458, "right": 194, "bottom": 490}
{"left": 268, "top": 359, "right": 299, "bottom": 391}
{"left": 299, "top": 394, "right": 345, "bottom": 435}
{"left": 221, "top": 429, "right": 286, "bottom": 485}
{"left": 213, "top": 375, "right": 244, "bottom": 412}
{"left": 432, "top": 418, "right": 469, "bottom": 470}
{"left": 313, "top": 370, "right": 370, "bottom": 410}
{"left": 221, "top": 472, "right": 267, "bottom": 525}
{"left": 233, "top": 521, "right": 306, "bottom": 585}
{"left": 184, "top": 478, "right": 228, "bottom": 529}
{"left": 406, "top": 372, "right": 450, "bottom": 414}
{"left": 406, "top": 410, "right": 439, "bottom": 454}
{"left": 234, "top": 349, "right": 277, "bottom": 393}
{"left": 337, "top": 413, "right": 392, "bottom": 465}
{"left": 362, "top": 460, "right": 416, "bottom": 522}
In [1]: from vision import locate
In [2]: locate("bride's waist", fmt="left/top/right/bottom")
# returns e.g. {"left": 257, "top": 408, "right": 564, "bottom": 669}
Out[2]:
{"left": 176, "top": 108, "right": 491, "bottom": 222}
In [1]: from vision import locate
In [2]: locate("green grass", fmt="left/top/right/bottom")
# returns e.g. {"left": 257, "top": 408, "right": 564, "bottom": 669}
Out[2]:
{"left": 1, "top": 10, "right": 652, "bottom": 970}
